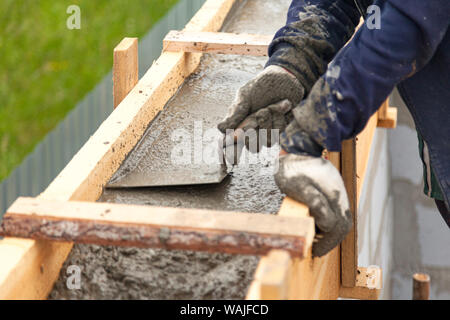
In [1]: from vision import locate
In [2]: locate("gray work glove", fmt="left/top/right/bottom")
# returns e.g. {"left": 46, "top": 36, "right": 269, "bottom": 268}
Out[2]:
{"left": 275, "top": 153, "right": 352, "bottom": 257}
{"left": 276, "top": 105, "right": 352, "bottom": 257}
{"left": 218, "top": 65, "right": 305, "bottom": 153}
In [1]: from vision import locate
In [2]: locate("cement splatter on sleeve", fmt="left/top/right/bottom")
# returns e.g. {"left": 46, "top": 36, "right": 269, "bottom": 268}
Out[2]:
{"left": 266, "top": 0, "right": 363, "bottom": 95}
{"left": 281, "top": 0, "right": 450, "bottom": 154}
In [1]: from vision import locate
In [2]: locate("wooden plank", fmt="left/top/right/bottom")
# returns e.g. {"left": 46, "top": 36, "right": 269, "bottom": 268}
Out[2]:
{"left": 339, "top": 267, "right": 382, "bottom": 300}
{"left": 377, "top": 98, "right": 397, "bottom": 128}
{"left": 163, "top": 31, "right": 272, "bottom": 56}
{"left": 0, "top": 0, "right": 238, "bottom": 300}
{"left": 378, "top": 99, "right": 389, "bottom": 119}
{"left": 0, "top": 197, "right": 314, "bottom": 258}
{"left": 356, "top": 113, "right": 379, "bottom": 201}
{"left": 340, "top": 112, "right": 378, "bottom": 288}
{"left": 327, "top": 151, "right": 341, "bottom": 170}
{"left": 340, "top": 138, "right": 357, "bottom": 287}
{"left": 113, "top": 37, "right": 138, "bottom": 108}
{"left": 378, "top": 107, "right": 397, "bottom": 129}
{"left": 252, "top": 250, "right": 292, "bottom": 300}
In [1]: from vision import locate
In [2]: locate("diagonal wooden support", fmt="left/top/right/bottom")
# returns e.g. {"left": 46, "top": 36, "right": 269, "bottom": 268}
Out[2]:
{"left": 0, "top": 197, "right": 314, "bottom": 258}
{"left": 163, "top": 31, "right": 273, "bottom": 56}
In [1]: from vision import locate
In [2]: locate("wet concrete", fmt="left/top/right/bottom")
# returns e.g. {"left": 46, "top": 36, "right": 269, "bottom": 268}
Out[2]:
{"left": 50, "top": 0, "right": 292, "bottom": 300}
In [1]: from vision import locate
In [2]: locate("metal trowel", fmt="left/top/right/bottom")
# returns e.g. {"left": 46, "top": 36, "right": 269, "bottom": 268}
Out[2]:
{"left": 105, "top": 117, "right": 251, "bottom": 189}
{"left": 106, "top": 135, "right": 231, "bottom": 189}
{"left": 106, "top": 162, "right": 229, "bottom": 188}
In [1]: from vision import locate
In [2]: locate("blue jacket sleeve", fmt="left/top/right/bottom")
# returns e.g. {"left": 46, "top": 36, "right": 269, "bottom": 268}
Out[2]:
{"left": 266, "top": 0, "right": 368, "bottom": 93}
{"left": 284, "top": 0, "right": 450, "bottom": 153}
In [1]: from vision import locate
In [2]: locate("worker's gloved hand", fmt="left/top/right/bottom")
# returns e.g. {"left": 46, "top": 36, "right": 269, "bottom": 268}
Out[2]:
{"left": 218, "top": 65, "right": 305, "bottom": 152}
{"left": 275, "top": 119, "right": 352, "bottom": 257}
{"left": 275, "top": 151, "right": 352, "bottom": 257}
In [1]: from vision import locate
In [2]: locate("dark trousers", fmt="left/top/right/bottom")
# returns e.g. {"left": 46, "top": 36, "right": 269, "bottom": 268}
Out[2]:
{"left": 435, "top": 200, "right": 450, "bottom": 228}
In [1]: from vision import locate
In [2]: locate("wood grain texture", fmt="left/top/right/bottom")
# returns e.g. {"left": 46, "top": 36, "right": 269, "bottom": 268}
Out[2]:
{"left": 0, "top": 197, "right": 314, "bottom": 258}
{"left": 378, "top": 107, "right": 397, "bottom": 129}
{"left": 340, "top": 112, "right": 379, "bottom": 288}
{"left": 163, "top": 31, "right": 272, "bottom": 56}
{"left": 249, "top": 250, "right": 292, "bottom": 300}
{"left": 356, "top": 113, "right": 379, "bottom": 201}
{"left": 0, "top": 0, "right": 238, "bottom": 300}
{"left": 340, "top": 138, "right": 357, "bottom": 287}
{"left": 113, "top": 37, "right": 138, "bottom": 108}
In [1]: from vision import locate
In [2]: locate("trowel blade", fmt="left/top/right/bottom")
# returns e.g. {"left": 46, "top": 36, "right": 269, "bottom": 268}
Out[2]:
{"left": 106, "top": 163, "right": 229, "bottom": 188}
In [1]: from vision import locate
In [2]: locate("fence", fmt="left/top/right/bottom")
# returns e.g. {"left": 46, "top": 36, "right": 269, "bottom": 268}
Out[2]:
{"left": 0, "top": 0, "right": 206, "bottom": 218}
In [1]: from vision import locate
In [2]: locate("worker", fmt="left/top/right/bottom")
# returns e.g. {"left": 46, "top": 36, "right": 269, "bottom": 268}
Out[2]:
{"left": 218, "top": 0, "right": 450, "bottom": 257}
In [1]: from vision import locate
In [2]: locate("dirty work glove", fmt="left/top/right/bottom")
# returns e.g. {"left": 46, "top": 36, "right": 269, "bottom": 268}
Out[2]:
{"left": 218, "top": 65, "right": 305, "bottom": 151}
{"left": 275, "top": 152, "right": 352, "bottom": 257}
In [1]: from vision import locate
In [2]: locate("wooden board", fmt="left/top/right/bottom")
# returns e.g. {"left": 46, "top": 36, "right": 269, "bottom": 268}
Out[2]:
{"left": 340, "top": 138, "right": 357, "bottom": 287}
{"left": 0, "top": 197, "right": 314, "bottom": 258}
{"left": 378, "top": 107, "right": 397, "bottom": 128}
{"left": 113, "top": 37, "right": 138, "bottom": 108}
{"left": 0, "top": 0, "right": 238, "bottom": 300}
{"left": 249, "top": 250, "right": 292, "bottom": 300}
{"left": 163, "top": 31, "right": 272, "bottom": 56}
{"left": 340, "top": 112, "right": 379, "bottom": 288}
{"left": 356, "top": 112, "right": 379, "bottom": 201}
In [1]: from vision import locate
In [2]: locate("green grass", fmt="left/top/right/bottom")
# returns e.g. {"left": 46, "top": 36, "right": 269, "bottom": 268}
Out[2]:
{"left": 0, "top": 0, "right": 179, "bottom": 181}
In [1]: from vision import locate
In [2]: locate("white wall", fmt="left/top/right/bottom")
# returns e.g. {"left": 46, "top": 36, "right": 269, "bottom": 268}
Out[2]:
{"left": 388, "top": 90, "right": 450, "bottom": 300}
{"left": 356, "top": 89, "right": 450, "bottom": 300}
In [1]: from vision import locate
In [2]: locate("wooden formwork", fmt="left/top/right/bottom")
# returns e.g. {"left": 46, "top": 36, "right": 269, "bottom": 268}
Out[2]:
{"left": 0, "top": 0, "right": 394, "bottom": 300}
